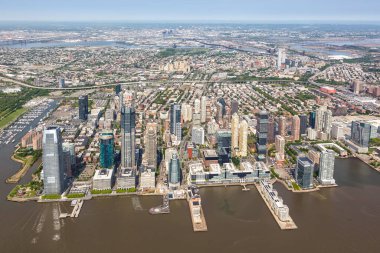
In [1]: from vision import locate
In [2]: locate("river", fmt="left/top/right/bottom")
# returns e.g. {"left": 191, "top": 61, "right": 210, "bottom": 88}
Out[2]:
{"left": 1, "top": 126, "right": 380, "bottom": 252}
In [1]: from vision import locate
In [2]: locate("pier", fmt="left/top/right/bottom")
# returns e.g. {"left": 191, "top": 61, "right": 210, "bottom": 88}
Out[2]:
{"left": 59, "top": 199, "right": 84, "bottom": 219}
{"left": 149, "top": 195, "right": 170, "bottom": 214}
{"left": 188, "top": 200, "right": 207, "bottom": 232}
{"left": 255, "top": 183, "right": 297, "bottom": 230}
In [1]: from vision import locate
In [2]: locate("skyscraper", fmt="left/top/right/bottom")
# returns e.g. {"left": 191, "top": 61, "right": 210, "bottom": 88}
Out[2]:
{"left": 277, "top": 48, "right": 286, "bottom": 69}
{"left": 292, "top": 115, "right": 300, "bottom": 141}
{"left": 99, "top": 131, "right": 114, "bottom": 169}
{"left": 231, "top": 113, "right": 239, "bottom": 153}
{"left": 257, "top": 111, "right": 269, "bottom": 162}
{"left": 318, "top": 150, "right": 336, "bottom": 185}
{"left": 299, "top": 114, "right": 308, "bottom": 135}
{"left": 275, "top": 135, "right": 286, "bottom": 160}
{"left": 239, "top": 120, "right": 248, "bottom": 157}
{"left": 200, "top": 96, "right": 207, "bottom": 123}
{"left": 168, "top": 153, "right": 181, "bottom": 188}
{"left": 194, "top": 98, "right": 200, "bottom": 114}
{"left": 315, "top": 106, "right": 326, "bottom": 132}
{"left": 267, "top": 117, "right": 276, "bottom": 144}
{"left": 278, "top": 116, "right": 287, "bottom": 137}
{"left": 309, "top": 111, "right": 316, "bottom": 129}
{"left": 231, "top": 99, "right": 239, "bottom": 115}
{"left": 78, "top": 95, "right": 89, "bottom": 120}
{"left": 121, "top": 105, "right": 136, "bottom": 168}
{"left": 170, "top": 104, "right": 182, "bottom": 141}
{"left": 115, "top": 84, "right": 121, "bottom": 95}
{"left": 351, "top": 121, "right": 371, "bottom": 148}
{"left": 42, "top": 126, "right": 66, "bottom": 195}
{"left": 323, "top": 110, "right": 332, "bottom": 137}
{"left": 296, "top": 156, "right": 314, "bottom": 189}
{"left": 217, "top": 98, "right": 226, "bottom": 116}
{"left": 191, "top": 126, "right": 205, "bottom": 145}
{"left": 145, "top": 123, "right": 157, "bottom": 168}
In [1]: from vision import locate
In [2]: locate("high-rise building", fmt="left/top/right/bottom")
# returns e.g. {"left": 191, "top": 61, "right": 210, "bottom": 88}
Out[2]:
{"left": 257, "top": 111, "right": 269, "bottom": 161}
{"left": 267, "top": 117, "right": 276, "bottom": 144}
{"left": 295, "top": 156, "right": 314, "bottom": 189}
{"left": 145, "top": 123, "right": 157, "bottom": 168}
{"left": 231, "top": 100, "right": 239, "bottom": 115}
{"left": 292, "top": 115, "right": 300, "bottom": 141}
{"left": 58, "top": 78, "right": 65, "bottom": 88}
{"left": 168, "top": 153, "right": 181, "bottom": 188}
{"left": 278, "top": 116, "right": 287, "bottom": 137}
{"left": 315, "top": 106, "right": 326, "bottom": 132}
{"left": 275, "top": 135, "right": 285, "bottom": 160}
{"left": 115, "top": 84, "right": 121, "bottom": 95}
{"left": 181, "top": 103, "right": 189, "bottom": 122}
{"left": 353, "top": 80, "right": 362, "bottom": 94}
{"left": 216, "top": 130, "right": 232, "bottom": 150}
{"left": 309, "top": 112, "right": 316, "bottom": 129}
{"left": 194, "top": 98, "right": 200, "bottom": 114}
{"left": 121, "top": 105, "right": 136, "bottom": 168}
{"left": 217, "top": 98, "right": 226, "bottom": 116}
{"left": 331, "top": 123, "right": 344, "bottom": 140}
{"left": 192, "top": 112, "right": 201, "bottom": 126}
{"left": 231, "top": 113, "right": 239, "bottom": 153}
{"left": 170, "top": 104, "right": 182, "bottom": 141}
{"left": 299, "top": 114, "right": 308, "bottom": 135}
{"left": 216, "top": 102, "right": 223, "bottom": 123}
{"left": 42, "top": 126, "right": 66, "bottom": 195}
{"left": 318, "top": 150, "right": 336, "bottom": 185}
{"left": 277, "top": 48, "right": 286, "bottom": 69}
{"left": 192, "top": 126, "right": 205, "bottom": 145}
{"left": 323, "top": 110, "right": 333, "bottom": 137}
{"left": 351, "top": 121, "right": 371, "bottom": 148}
{"left": 79, "top": 95, "right": 89, "bottom": 120}
{"left": 200, "top": 96, "right": 207, "bottom": 123}
{"left": 99, "top": 131, "right": 114, "bottom": 169}
{"left": 239, "top": 120, "right": 248, "bottom": 157}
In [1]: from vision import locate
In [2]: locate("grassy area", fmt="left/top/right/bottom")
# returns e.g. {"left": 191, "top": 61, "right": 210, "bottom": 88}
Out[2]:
{"left": 116, "top": 188, "right": 127, "bottom": 193}
{"left": 42, "top": 194, "right": 61, "bottom": 200}
{"left": 127, "top": 188, "right": 137, "bottom": 193}
{"left": 67, "top": 193, "right": 85, "bottom": 198}
{"left": 91, "top": 189, "right": 112, "bottom": 194}
{"left": 291, "top": 182, "right": 301, "bottom": 191}
{"left": 0, "top": 107, "right": 27, "bottom": 129}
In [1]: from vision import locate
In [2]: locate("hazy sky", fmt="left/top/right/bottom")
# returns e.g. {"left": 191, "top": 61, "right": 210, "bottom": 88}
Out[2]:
{"left": 1, "top": 0, "right": 379, "bottom": 22}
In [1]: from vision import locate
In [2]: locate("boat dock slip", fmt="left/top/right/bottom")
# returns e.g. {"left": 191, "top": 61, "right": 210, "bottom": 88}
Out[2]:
{"left": 60, "top": 199, "right": 84, "bottom": 219}
{"left": 188, "top": 200, "right": 207, "bottom": 232}
{"left": 255, "top": 183, "right": 297, "bottom": 230}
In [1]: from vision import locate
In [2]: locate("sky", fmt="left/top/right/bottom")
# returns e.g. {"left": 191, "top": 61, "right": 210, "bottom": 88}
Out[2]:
{"left": 1, "top": 0, "right": 380, "bottom": 23}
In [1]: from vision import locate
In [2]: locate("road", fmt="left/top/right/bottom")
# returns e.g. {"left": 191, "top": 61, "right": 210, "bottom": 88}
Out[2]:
{"left": 1, "top": 75, "right": 309, "bottom": 91}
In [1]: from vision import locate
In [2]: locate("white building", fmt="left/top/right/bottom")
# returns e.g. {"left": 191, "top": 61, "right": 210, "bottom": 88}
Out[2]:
{"left": 192, "top": 126, "right": 205, "bottom": 145}
{"left": 140, "top": 167, "right": 156, "bottom": 190}
{"left": 93, "top": 169, "right": 113, "bottom": 190}
{"left": 331, "top": 123, "right": 344, "bottom": 140}
{"left": 307, "top": 127, "right": 317, "bottom": 140}
{"left": 318, "top": 150, "right": 336, "bottom": 185}
{"left": 239, "top": 120, "right": 248, "bottom": 157}
{"left": 260, "top": 181, "right": 290, "bottom": 222}
{"left": 200, "top": 96, "right": 207, "bottom": 123}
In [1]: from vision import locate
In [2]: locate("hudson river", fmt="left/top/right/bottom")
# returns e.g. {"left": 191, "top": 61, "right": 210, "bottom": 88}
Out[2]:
{"left": 1, "top": 139, "right": 380, "bottom": 252}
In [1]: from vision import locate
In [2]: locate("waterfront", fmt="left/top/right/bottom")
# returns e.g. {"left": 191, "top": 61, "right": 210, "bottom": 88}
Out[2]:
{"left": 1, "top": 146, "right": 380, "bottom": 253}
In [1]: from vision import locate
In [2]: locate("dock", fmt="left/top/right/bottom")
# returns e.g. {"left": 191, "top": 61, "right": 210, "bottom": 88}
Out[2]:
{"left": 188, "top": 200, "right": 207, "bottom": 232}
{"left": 149, "top": 195, "right": 170, "bottom": 214}
{"left": 60, "top": 199, "right": 84, "bottom": 219}
{"left": 255, "top": 184, "right": 297, "bottom": 230}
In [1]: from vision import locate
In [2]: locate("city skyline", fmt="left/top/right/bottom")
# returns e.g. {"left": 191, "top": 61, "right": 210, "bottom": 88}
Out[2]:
{"left": 1, "top": 0, "right": 380, "bottom": 23}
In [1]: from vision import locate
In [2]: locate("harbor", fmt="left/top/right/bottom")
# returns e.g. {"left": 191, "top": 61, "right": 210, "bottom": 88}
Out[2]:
{"left": 149, "top": 194, "right": 170, "bottom": 214}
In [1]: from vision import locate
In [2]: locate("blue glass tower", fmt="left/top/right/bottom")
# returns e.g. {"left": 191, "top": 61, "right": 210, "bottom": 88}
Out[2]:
{"left": 99, "top": 132, "right": 114, "bottom": 168}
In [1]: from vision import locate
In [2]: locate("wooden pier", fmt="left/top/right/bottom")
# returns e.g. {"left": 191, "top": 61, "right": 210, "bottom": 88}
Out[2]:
{"left": 59, "top": 199, "right": 84, "bottom": 219}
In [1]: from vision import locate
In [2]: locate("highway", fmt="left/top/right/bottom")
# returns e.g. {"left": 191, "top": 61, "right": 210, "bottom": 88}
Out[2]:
{"left": 1, "top": 75, "right": 309, "bottom": 91}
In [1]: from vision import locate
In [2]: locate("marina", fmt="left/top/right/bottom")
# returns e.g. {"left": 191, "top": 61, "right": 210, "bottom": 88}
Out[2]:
{"left": 0, "top": 99, "right": 57, "bottom": 145}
